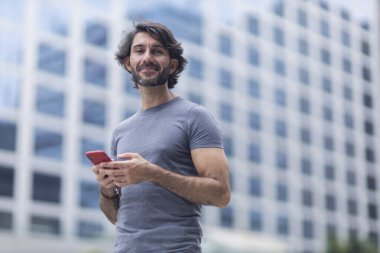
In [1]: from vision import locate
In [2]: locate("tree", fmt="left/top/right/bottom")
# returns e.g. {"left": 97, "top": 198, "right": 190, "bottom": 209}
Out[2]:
{"left": 325, "top": 234, "right": 377, "bottom": 253}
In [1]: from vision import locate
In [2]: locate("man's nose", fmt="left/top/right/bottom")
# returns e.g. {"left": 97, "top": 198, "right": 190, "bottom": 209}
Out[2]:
{"left": 142, "top": 50, "right": 154, "bottom": 62}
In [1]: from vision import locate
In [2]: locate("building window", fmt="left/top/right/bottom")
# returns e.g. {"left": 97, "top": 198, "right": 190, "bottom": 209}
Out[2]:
{"left": 365, "top": 121, "right": 374, "bottom": 135}
{"left": 79, "top": 181, "right": 99, "bottom": 208}
{"left": 297, "top": 9, "right": 307, "bottom": 27}
{"left": 220, "top": 207, "right": 233, "bottom": 228}
{"left": 275, "top": 88, "right": 286, "bottom": 107}
{"left": 343, "top": 85, "right": 353, "bottom": 101}
{"left": 273, "top": 27, "right": 285, "bottom": 46}
{"left": 30, "top": 215, "right": 60, "bottom": 235}
{"left": 298, "top": 38, "right": 308, "bottom": 56}
{"left": 324, "top": 164, "right": 335, "bottom": 181}
{"left": 0, "top": 211, "right": 12, "bottom": 230}
{"left": 276, "top": 150, "right": 287, "bottom": 170}
{"left": 341, "top": 30, "right": 350, "bottom": 47}
{"left": 81, "top": 138, "right": 104, "bottom": 165}
{"left": 0, "top": 74, "right": 21, "bottom": 109}
{"left": 277, "top": 215, "right": 289, "bottom": 235}
{"left": 322, "top": 106, "right": 333, "bottom": 122}
{"left": 85, "top": 21, "right": 108, "bottom": 47}
{"left": 276, "top": 183, "right": 288, "bottom": 202}
{"left": 249, "top": 177, "right": 261, "bottom": 197}
{"left": 301, "top": 158, "right": 312, "bottom": 175}
{"left": 32, "top": 173, "right": 61, "bottom": 203}
{"left": 248, "top": 112, "right": 261, "bottom": 131}
{"left": 362, "top": 66, "right": 371, "bottom": 82}
{"left": 0, "top": 120, "right": 17, "bottom": 151}
{"left": 82, "top": 99, "right": 106, "bottom": 126}
{"left": 35, "top": 86, "right": 65, "bottom": 117}
{"left": 365, "top": 147, "right": 376, "bottom": 163}
{"left": 219, "top": 102, "right": 233, "bottom": 122}
{"left": 321, "top": 77, "right": 332, "bottom": 93}
{"left": 346, "top": 170, "right": 356, "bottom": 186}
{"left": 248, "top": 16, "right": 259, "bottom": 36}
{"left": 219, "top": 34, "right": 232, "bottom": 56}
{"left": 300, "top": 128, "right": 312, "bottom": 145}
{"left": 250, "top": 210, "right": 262, "bottom": 231}
{"left": 274, "top": 58, "right": 286, "bottom": 76}
{"left": 347, "top": 199, "right": 358, "bottom": 216}
{"left": 302, "top": 189, "right": 313, "bottom": 207}
{"left": 345, "top": 142, "right": 355, "bottom": 157}
{"left": 188, "top": 57, "right": 203, "bottom": 79}
{"left": 248, "top": 143, "right": 261, "bottom": 163}
{"left": 303, "top": 220, "right": 314, "bottom": 239}
{"left": 320, "top": 20, "right": 330, "bottom": 38}
{"left": 0, "top": 0, "right": 25, "bottom": 23}
{"left": 363, "top": 94, "right": 373, "bottom": 108}
{"left": 341, "top": 9, "right": 350, "bottom": 21}
{"left": 321, "top": 48, "right": 331, "bottom": 65}
{"left": 323, "top": 135, "right": 334, "bottom": 151}
{"left": 0, "top": 29, "right": 23, "bottom": 65}
{"left": 38, "top": 43, "right": 66, "bottom": 76}
{"left": 275, "top": 120, "right": 287, "bottom": 138}
{"left": 361, "top": 40, "right": 370, "bottom": 56}
{"left": 223, "top": 137, "right": 234, "bottom": 157}
{"left": 187, "top": 92, "right": 203, "bottom": 105}
{"left": 368, "top": 204, "right": 378, "bottom": 220}
{"left": 344, "top": 113, "right": 354, "bottom": 129}
{"left": 219, "top": 68, "right": 233, "bottom": 89}
{"left": 248, "top": 46, "right": 260, "bottom": 66}
{"left": 273, "top": 0, "right": 284, "bottom": 16}
{"left": 0, "top": 165, "right": 14, "bottom": 197}
{"left": 326, "top": 194, "right": 336, "bottom": 212}
{"left": 124, "top": 73, "right": 139, "bottom": 96}
{"left": 367, "top": 176, "right": 377, "bottom": 191}
{"left": 342, "top": 58, "right": 352, "bottom": 74}
{"left": 248, "top": 79, "right": 260, "bottom": 98}
{"left": 299, "top": 97, "right": 310, "bottom": 114}
{"left": 84, "top": 58, "right": 107, "bottom": 86}
{"left": 34, "top": 129, "right": 63, "bottom": 160}
{"left": 299, "top": 68, "right": 309, "bottom": 85}
{"left": 77, "top": 220, "right": 103, "bottom": 238}
{"left": 38, "top": 2, "right": 69, "bottom": 36}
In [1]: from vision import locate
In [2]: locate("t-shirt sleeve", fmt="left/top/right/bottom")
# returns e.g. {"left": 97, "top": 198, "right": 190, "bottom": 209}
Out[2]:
{"left": 187, "top": 105, "right": 224, "bottom": 150}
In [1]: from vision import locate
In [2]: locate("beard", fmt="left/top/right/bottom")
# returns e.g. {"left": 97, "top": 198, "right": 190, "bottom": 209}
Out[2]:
{"left": 131, "top": 62, "right": 171, "bottom": 87}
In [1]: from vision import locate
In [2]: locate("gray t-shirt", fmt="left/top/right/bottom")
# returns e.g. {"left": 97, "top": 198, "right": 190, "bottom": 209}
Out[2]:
{"left": 110, "top": 97, "right": 223, "bottom": 253}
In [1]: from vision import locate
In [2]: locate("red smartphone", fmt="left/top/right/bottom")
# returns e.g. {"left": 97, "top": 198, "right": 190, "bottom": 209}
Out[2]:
{"left": 85, "top": 150, "right": 112, "bottom": 165}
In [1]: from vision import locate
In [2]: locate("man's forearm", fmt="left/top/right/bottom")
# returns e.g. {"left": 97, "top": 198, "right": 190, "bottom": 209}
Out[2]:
{"left": 99, "top": 187, "right": 120, "bottom": 224}
{"left": 150, "top": 165, "right": 230, "bottom": 207}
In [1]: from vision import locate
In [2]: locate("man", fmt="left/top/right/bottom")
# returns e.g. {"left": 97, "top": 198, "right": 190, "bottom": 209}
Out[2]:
{"left": 92, "top": 21, "right": 230, "bottom": 253}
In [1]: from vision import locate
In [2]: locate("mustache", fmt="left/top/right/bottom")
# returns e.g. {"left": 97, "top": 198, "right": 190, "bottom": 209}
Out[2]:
{"left": 137, "top": 63, "right": 160, "bottom": 72}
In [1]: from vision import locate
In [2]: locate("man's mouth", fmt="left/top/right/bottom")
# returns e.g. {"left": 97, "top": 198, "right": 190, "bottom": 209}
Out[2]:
{"left": 137, "top": 64, "right": 160, "bottom": 72}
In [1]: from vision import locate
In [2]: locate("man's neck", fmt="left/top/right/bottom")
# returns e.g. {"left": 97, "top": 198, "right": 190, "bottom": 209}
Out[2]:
{"left": 139, "top": 85, "right": 176, "bottom": 110}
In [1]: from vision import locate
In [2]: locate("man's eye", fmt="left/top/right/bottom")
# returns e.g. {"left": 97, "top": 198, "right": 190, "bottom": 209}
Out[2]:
{"left": 153, "top": 50, "right": 164, "bottom": 55}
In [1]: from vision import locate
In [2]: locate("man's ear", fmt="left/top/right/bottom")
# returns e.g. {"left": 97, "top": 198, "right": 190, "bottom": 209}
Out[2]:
{"left": 124, "top": 58, "right": 132, "bottom": 72}
{"left": 169, "top": 59, "right": 178, "bottom": 74}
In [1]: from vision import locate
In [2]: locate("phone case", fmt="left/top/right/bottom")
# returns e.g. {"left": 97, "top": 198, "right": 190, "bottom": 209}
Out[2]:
{"left": 85, "top": 150, "right": 112, "bottom": 165}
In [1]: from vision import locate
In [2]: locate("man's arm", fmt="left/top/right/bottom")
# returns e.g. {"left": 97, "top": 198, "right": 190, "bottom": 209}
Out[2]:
{"left": 92, "top": 165, "right": 120, "bottom": 224}
{"left": 99, "top": 187, "right": 120, "bottom": 224}
{"left": 102, "top": 148, "right": 231, "bottom": 207}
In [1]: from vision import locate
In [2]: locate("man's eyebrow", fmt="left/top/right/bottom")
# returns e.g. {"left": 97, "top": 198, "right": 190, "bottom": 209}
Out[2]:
{"left": 132, "top": 44, "right": 165, "bottom": 49}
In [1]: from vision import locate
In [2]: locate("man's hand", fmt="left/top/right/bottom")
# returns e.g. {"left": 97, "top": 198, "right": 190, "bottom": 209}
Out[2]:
{"left": 92, "top": 164, "right": 116, "bottom": 190}
{"left": 99, "top": 153, "right": 156, "bottom": 187}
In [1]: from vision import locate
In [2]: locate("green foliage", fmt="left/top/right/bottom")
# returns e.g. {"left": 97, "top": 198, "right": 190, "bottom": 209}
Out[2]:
{"left": 325, "top": 234, "right": 377, "bottom": 253}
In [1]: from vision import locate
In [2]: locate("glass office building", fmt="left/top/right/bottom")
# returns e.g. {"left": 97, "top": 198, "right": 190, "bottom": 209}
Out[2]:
{"left": 0, "top": 0, "right": 379, "bottom": 252}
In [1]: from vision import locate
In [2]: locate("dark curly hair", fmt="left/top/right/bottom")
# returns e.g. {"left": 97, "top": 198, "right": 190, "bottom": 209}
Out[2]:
{"left": 115, "top": 21, "right": 188, "bottom": 89}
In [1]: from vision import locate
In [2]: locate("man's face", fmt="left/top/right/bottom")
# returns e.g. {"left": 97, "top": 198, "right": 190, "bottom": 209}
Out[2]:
{"left": 124, "top": 32, "right": 178, "bottom": 87}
